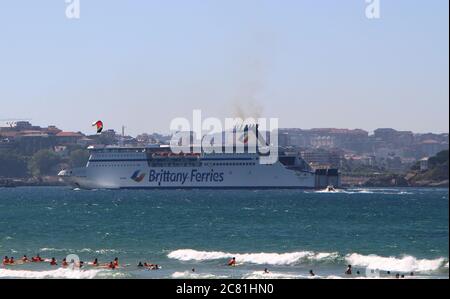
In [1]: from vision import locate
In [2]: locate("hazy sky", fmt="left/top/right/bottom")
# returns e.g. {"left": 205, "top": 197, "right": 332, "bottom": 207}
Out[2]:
{"left": 0, "top": 0, "right": 448, "bottom": 136}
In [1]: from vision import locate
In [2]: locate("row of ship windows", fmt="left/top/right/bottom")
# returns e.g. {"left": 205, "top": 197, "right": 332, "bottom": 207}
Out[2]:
{"left": 206, "top": 162, "right": 257, "bottom": 166}
{"left": 149, "top": 163, "right": 200, "bottom": 167}
{"left": 90, "top": 164, "right": 141, "bottom": 167}
{"left": 88, "top": 162, "right": 259, "bottom": 167}
{"left": 148, "top": 162, "right": 258, "bottom": 167}
{"left": 95, "top": 154, "right": 142, "bottom": 158}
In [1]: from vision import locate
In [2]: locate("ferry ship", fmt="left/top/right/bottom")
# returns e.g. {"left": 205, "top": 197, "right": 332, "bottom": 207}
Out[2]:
{"left": 58, "top": 144, "right": 340, "bottom": 190}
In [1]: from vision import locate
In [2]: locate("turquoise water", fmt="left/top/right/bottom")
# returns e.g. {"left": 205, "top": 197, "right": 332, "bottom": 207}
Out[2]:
{"left": 0, "top": 187, "right": 448, "bottom": 279}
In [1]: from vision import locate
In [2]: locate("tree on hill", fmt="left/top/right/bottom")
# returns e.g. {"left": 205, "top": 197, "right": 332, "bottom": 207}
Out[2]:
{"left": 69, "top": 149, "right": 90, "bottom": 168}
{"left": 428, "top": 150, "right": 449, "bottom": 168}
{"left": 410, "top": 149, "right": 449, "bottom": 185}
{"left": 0, "top": 151, "right": 29, "bottom": 178}
{"left": 28, "top": 150, "right": 62, "bottom": 177}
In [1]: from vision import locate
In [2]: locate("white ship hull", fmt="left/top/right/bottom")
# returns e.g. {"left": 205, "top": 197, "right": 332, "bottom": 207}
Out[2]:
{"left": 60, "top": 163, "right": 315, "bottom": 189}
{"left": 58, "top": 147, "right": 317, "bottom": 189}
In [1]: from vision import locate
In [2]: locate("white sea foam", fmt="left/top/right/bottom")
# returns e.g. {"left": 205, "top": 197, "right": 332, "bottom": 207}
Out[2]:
{"left": 0, "top": 268, "right": 124, "bottom": 279}
{"left": 168, "top": 249, "right": 338, "bottom": 265}
{"left": 243, "top": 271, "right": 310, "bottom": 279}
{"left": 242, "top": 271, "right": 349, "bottom": 279}
{"left": 346, "top": 253, "right": 447, "bottom": 272}
{"left": 315, "top": 189, "right": 375, "bottom": 194}
{"left": 39, "top": 248, "right": 120, "bottom": 254}
{"left": 39, "top": 248, "right": 68, "bottom": 252}
{"left": 171, "top": 271, "right": 228, "bottom": 279}
{"left": 79, "top": 248, "right": 120, "bottom": 254}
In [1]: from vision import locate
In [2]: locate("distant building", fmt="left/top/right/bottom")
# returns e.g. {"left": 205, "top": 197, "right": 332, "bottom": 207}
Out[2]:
{"left": 279, "top": 128, "right": 369, "bottom": 152}
{"left": 77, "top": 137, "right": 95, "bottom": 147}
{"left": 300, "top": 149, "right": 342, "bottom": 169}
{"left": 0, "top": 138, "right": 14, "bottom": 150}
{"left": 419, "top": 157, "right": 429, "bottom": 172}
{"left": 418, "top": 139, "right": 448, "bottom": 158}
{"left": 56, "top": 132, "right": 84, "bottom": 145}
{"left": 373, "top": 128, "right": 414, "bottom": 149}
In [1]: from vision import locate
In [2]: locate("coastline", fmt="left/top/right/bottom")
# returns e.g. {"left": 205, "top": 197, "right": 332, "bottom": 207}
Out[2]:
{"left": 1, "top": 180, "right": 448, "bottom": 189}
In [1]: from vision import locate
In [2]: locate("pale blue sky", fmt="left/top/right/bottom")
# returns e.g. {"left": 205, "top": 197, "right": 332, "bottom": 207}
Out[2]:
{"left": 0, "top": 0, "right": 448, "bottom": 136}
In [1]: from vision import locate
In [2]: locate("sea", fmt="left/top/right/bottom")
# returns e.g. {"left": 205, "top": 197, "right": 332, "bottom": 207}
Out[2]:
{"left": 0, "top": 187, "right": 448, "bottom": 279}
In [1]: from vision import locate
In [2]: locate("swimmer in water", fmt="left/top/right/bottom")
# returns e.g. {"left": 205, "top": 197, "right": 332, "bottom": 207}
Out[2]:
{"left": 108, "top": 262, "right": 116, "bottom": 270}
{"left": 8, "top": 257, "right": 15, "bottom": 265}
{"left": 92, "top": 258, "right": 99, "bottom": 266}
{"left": 138, "top": 262, "right": 144, "bottom": 267}
{"left": 61, "top": 258, "right": 68, "bottom": 267}
{"left": 22, "top": 255, "right": 29, "bottom": 262}
{"left": 3, "top": 256, "right": 9, "bottom": 265}
{"left": 50, "top": 257, "right": 57, "bottom": 266}
{"left": 32, "top": 254, "right": 43, "bottom": 262}
{"left": 309, "top": 270, "right": 315, "bottom": 277}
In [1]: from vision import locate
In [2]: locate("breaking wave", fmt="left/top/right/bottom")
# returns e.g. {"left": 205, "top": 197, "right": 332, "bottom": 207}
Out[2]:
{"left": 168, "top": 249, "right": 448, "bottom": 273}
{"left": 243, "top": 271, "right": 349, "bottom": 279}
{"left": 345, "top": 253, "right": 447, "bottom": 272}
{"left": 168, "top": 249, "right": 339, "bottom": 265}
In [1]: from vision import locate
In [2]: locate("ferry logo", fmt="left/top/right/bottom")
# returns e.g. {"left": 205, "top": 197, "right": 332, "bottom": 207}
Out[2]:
{"left": 131, "top": 170, "right": 146, "bottom": 182}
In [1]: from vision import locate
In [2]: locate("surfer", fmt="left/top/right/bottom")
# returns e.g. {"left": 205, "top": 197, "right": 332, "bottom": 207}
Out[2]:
{"left": 3, "top": 256, "right": 9, "bottom": 265}
{"left": 8, "top": 257, "right": 15, "bottom": 265}
{"left": 263, "top": 268, "right": 270, "bottom": 274}
{"left": 309, "top": 270, "right": 315, "bottom": 277}
{"left": 191, "top": 268, "right": 195, "bottom": 273}
{"left": 227, "top": 257, "right": 236, "bottom": 267}
{"left": 345, "top": 265, "right": 352, "bottom": 275}
{"left": 50, "top": 257, "right": 57, "bottom": 266}
{"left": 137, "top": 262, "right": 144, "bottom": 267}
{"left": 113, "top": 257, "right": 119, "bottom": 268}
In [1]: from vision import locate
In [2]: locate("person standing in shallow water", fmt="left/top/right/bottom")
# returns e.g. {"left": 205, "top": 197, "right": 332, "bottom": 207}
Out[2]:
{"left": 345, "top": 265, "right": 352, "bottom": 275}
